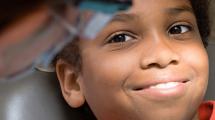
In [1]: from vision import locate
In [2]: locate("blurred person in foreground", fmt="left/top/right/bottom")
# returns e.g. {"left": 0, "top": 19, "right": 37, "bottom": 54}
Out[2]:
{"left": 0, "top": 0, "right": 80, "bottom": 80}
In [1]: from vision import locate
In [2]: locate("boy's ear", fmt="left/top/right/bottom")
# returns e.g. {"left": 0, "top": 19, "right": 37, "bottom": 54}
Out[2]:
{"left": 55, "top": 59, "right": 85, "bottom": 108}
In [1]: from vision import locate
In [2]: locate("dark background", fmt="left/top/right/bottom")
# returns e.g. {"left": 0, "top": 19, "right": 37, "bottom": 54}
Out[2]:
{"left": 204, "top": 0, "right": 215, "bottom": 100}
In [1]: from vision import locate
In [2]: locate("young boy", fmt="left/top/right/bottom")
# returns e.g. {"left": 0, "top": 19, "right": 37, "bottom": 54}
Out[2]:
{"left": 55, "top": 0, "right": 214, "bottom": 119}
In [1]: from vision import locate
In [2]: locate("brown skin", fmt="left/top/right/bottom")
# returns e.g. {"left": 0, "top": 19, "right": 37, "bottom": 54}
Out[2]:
{"left": 56, "top": 0, "right": 209, "bottom": 120}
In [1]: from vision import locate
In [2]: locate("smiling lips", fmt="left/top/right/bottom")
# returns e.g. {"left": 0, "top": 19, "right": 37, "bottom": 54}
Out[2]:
{"left": 131, "top": 78, "right": 190, "bottom": 100}
{"left": 148, "top": 82, "right": 182, "bottom": 89}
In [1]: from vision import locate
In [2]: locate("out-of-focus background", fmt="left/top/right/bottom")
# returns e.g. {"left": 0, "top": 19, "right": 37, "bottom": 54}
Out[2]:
{"left": 209, "top": 0, "right": 215, "bottom": 41}
{"left": 205, "top": 0, "right": 215, "bottom": 100}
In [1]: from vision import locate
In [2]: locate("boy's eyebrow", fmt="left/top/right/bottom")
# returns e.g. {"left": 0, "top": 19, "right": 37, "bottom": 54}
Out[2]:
{"left": 165, "top": 5, "right": 194, "bottom": 15}
{"left": 109, "top": 13, "right": 138, "bottom": 23}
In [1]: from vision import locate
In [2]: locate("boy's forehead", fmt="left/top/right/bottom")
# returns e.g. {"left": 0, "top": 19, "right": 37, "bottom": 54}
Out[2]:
{"left": 78, "top": 0, "right": 195, "bottom": 43}
{"left": 79, "top": 0, "right": 192, "bottom": 38}
{"left": 105, "top": 0, "right": 193, "bottom": 25}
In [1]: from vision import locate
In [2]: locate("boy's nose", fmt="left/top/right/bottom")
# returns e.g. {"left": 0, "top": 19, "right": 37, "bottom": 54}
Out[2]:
{"left": 140, "top": 37, "right": 180, "bottom": 69}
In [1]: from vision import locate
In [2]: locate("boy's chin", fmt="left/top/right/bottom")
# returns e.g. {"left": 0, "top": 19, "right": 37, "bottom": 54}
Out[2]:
{"left": 123, "top": 98, "right": 201, "bottom": 120}
{"left": 129, "top": 108, "right": 198, "bottom": 120}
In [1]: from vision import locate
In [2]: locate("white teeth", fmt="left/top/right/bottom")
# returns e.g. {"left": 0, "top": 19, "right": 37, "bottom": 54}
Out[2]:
{"left": 149, "top": 82, "right": 179, "bottom": 89}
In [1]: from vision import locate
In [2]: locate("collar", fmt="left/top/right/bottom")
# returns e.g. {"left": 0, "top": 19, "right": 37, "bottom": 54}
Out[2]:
{"left": 198, "top": 101, "right": 215, "bottom": 120}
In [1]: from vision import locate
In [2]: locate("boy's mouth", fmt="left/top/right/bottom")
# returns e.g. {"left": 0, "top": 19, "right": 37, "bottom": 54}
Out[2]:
{"left": 133, "top": 80, "right": 188, "bottom": 90}
{"left": 130, "top": 79, "right": 190, "bottom": 100}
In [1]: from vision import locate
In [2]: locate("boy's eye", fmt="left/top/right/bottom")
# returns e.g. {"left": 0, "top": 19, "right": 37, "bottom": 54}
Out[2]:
{"left": 107, "top": 33, "right": 135, "bottom": 43}
{"left": 169, "top": 25, "right": 191, "bottom": 34}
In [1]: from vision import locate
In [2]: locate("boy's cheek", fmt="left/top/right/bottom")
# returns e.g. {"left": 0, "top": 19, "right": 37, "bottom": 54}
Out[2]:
{"left": 182, "top": 44, "right": 208, "bottom": 75}
{"left": 82, "top": 52, "right": 137, "bottom": 85}
{"left": 180, "top": 43, "right": 209, "bottom": 95}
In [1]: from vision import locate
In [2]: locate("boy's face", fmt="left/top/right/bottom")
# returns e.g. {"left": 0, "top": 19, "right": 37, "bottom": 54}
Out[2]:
{"left": 60, "top": 0, "right": 209, "bottom": 120}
